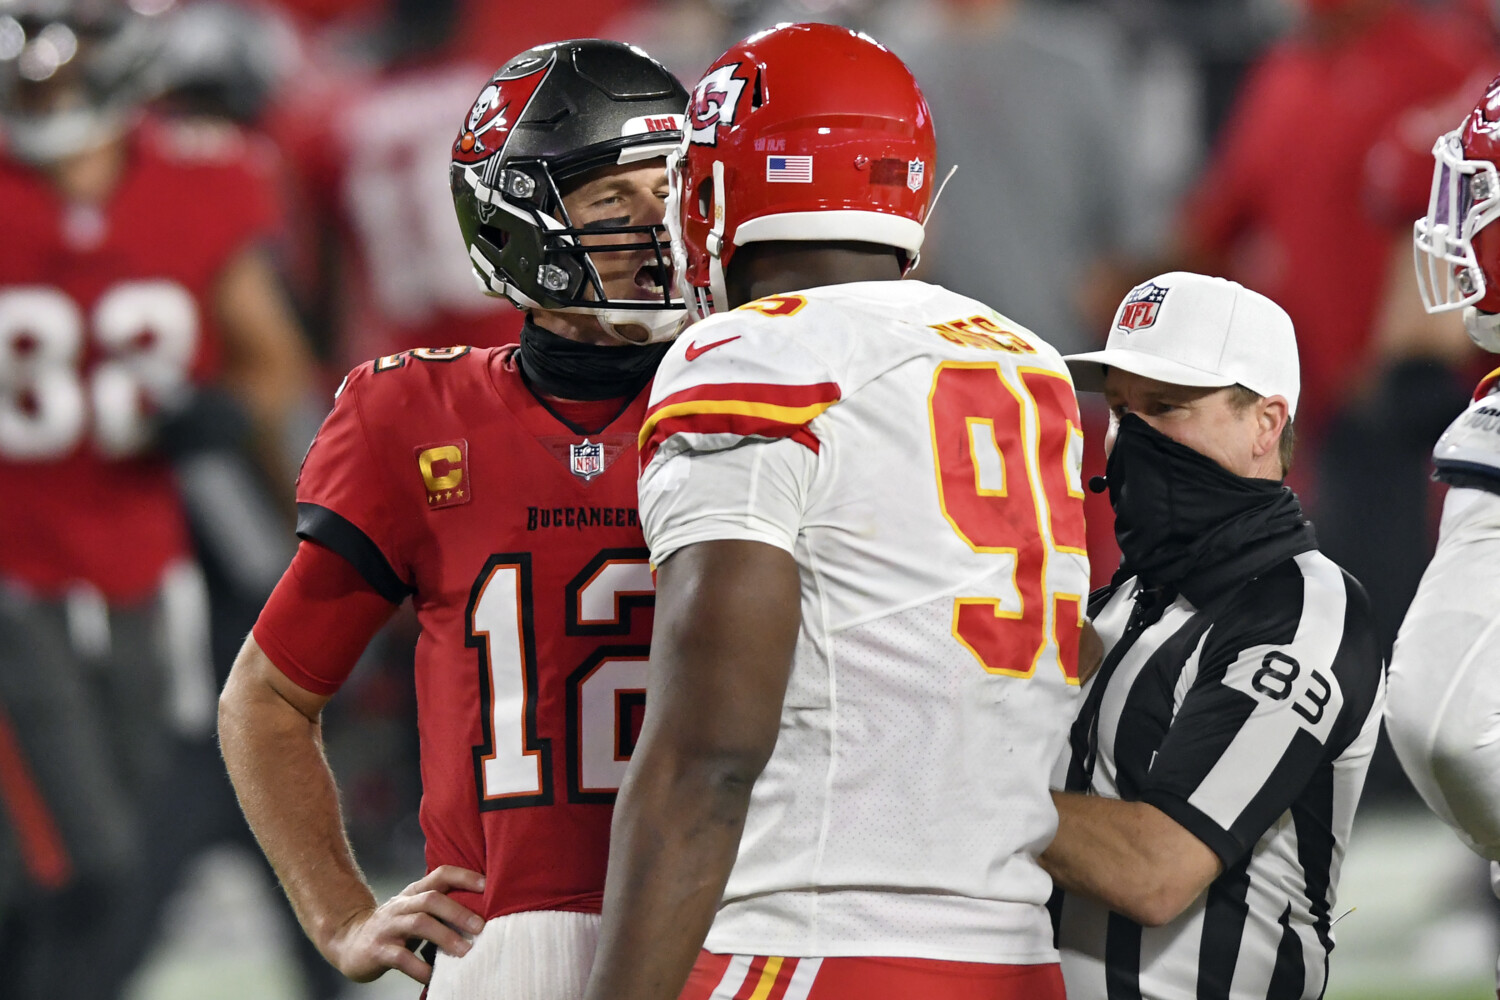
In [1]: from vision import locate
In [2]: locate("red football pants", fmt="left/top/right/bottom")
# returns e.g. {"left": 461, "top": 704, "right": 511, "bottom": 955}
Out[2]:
{"left": 681, "top": 951, "right": 1065, "bottom": 1000}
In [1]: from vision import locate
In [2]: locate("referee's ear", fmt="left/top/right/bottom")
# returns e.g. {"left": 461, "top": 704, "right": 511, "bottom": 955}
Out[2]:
{"left": 1239, "top": 389, "right": 1290, "bottom": 480}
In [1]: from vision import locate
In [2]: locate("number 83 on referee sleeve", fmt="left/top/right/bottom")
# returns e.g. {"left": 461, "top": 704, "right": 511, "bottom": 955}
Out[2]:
{"left": 928, "top": 362, "right": 1089, "bottom": 685}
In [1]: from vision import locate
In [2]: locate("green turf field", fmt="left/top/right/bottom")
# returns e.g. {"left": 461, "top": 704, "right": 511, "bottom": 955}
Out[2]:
{"left": 122, "top": 806, "right": 1498, "bottom": 1000}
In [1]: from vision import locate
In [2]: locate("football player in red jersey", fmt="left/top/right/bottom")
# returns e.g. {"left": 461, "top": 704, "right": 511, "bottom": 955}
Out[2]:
{"left": 218, "top": 39, "right": 688, "bottom": 998}
{"left": 0, "top": 2, "right": 313, "bottom": 997}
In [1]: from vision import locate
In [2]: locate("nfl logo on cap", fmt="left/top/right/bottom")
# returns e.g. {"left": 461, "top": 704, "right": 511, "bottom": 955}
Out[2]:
{"left": 907, "top": 158, "right": 925, "bottom": 192}
{"left": 570, "top": 440, "right": 605, "bottom": 481}
{"left": 1116, "top": 281, "right": 1169, "bottom": 333}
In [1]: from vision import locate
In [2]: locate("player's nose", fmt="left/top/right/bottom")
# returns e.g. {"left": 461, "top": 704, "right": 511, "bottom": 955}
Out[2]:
{"left": 633, "top": 189, "right": 668, "bottom": 232}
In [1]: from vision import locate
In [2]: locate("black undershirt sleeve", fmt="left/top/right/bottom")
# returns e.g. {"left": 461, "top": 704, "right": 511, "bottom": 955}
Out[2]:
{"left": 295, "top": 502, "right": 414, "bottom": 605}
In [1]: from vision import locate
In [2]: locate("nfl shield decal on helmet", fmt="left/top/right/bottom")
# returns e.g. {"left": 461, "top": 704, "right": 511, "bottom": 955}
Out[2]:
{"left": 570, "top": 440, "right": 606, "bottom": 481}
{"left": 907, "top": 158, "right": 925, "bottom": 192}
{"left": 1117, "top": 281, "right": 1169, "bottom": 333}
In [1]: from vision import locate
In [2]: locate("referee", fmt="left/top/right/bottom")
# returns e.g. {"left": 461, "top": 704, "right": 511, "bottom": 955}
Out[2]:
{"left": 1045, "top": 272, "right": 1385, "bottom": 999}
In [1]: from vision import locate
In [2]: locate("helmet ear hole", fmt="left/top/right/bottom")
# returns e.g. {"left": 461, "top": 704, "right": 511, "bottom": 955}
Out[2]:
{"left": 695, "top": 177, "right": 713, "bottom": 222}
{"left": 478, "top": 222, "right": 509, "bottom": 251}
{"left": 751, "top": 69, "right": 764, "bottom": 110}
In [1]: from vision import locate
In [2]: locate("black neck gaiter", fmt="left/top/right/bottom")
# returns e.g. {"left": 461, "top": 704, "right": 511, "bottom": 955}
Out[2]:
{"left": 1106, "top": 414, "right": 1306, "bottom": 592}
{"left": 518, "top": 319, "right": 670, "bottom": 401}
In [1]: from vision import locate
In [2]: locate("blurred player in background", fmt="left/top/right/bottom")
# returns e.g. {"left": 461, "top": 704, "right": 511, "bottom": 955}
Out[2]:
{"left": 585, "top": 23, "right": 1087, "bottom": 1000}
{"left": 269, "top": 0, "right": 523, "bottom": 368}
{"left": 130, "top": 5, "right": 350, "bottom": 997}
{"left": 0, "top": 1, "right": 313, "bottom": 997}
{"left": 1394, "top": 69, "right": 1500, "bottom": 996}
{"left": 1178, "top": 0, "right": 1492, "bottom": 672}
{"left": 268, "top": 0, "right": 642, "bottom": 371}
{"left": 218, "top": 38, "right": 688, "bottom": 998}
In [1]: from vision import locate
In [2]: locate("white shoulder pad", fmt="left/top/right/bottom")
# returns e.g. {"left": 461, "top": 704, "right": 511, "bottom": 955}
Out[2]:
{"left": 1434, "top": 391, "right": 1500, "bottom": 480}
{"left": 642, "top": 299, "right": 844, "bottom": 468}
{"left": 1464, "top": 307, "right": 1500, "bottom": 353}
{"left": 651, "top": 296, "right": 842, "bottom": 403}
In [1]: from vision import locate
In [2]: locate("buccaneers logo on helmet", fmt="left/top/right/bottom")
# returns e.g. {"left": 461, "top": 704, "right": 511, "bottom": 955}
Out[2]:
{"left": 452, "top": 64, "right": 551, "bottom": 165}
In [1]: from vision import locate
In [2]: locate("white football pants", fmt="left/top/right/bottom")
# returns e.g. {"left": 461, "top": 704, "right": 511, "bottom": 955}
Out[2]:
{"left": 426, "top": 909, "right": 600, "bottom": 1000}
{"left": 1387, "top": 486, "right": 1500, "bottom": 861}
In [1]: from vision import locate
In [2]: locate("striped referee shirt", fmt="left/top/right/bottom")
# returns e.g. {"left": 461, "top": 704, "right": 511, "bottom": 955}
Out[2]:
{"left": 1054, "top": 539, "right": 1385, "bottom": 999}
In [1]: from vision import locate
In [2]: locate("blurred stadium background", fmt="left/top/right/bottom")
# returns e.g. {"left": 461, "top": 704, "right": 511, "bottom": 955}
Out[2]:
{"left": 5, "top": 0, "right": 1500, "bottom": 995}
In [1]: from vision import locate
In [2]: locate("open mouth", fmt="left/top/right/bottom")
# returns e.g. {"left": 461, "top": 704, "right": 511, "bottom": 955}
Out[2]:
{"left": 634, "top": 262, "right": 672, "bottom": 298}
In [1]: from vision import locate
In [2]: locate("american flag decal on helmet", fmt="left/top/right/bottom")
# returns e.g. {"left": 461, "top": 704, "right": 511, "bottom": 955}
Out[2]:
{"left": 767, "top": 156, "right": 813, "bottom": 183}
{"left": 1117, "top": 281, "right": 1169, "bottom": 333}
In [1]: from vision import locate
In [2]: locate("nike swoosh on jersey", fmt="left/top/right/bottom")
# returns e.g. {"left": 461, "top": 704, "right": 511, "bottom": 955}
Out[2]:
{"left": 684, "top": 335, "right": 741, "bottom": 361}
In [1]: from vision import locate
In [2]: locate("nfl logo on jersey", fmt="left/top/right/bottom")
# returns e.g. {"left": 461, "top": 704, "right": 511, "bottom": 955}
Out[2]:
{"left": 570, "top": 440, "right": 606, "bottom": 481}
{"left": 1116, "top": 281, "right": 1169, "bottom": 333}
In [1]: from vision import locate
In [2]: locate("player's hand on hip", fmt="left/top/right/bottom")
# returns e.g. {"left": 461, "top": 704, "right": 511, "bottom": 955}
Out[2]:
{"left": 325, "top": 865, "right": 487, "bottom": 984}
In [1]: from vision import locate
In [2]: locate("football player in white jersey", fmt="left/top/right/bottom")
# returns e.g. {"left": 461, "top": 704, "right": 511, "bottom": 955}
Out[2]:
{"left": 582, "top": 23, "right": 1088, "bottom": 1000}
{"left": 1399, "top": 70, "right": 1500, "bottom": 994}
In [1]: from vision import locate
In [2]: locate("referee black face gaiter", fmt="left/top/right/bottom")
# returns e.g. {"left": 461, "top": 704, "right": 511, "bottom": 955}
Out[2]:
{"left": 1105, "top": 414, "right": 1303, "bottom": 588}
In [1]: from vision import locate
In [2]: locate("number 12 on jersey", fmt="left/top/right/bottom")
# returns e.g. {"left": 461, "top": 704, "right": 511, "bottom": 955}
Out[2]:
{"left": 929, "top": 362, "right": 1088, "bottom": 684}
{"left": 466, "top": 551, "right": 654, "bottom": 809}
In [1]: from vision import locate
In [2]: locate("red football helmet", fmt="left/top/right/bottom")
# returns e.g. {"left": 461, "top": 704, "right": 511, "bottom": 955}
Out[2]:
{"left": 1414, "top": 73, "right": 1500, "bottom": 329}
{"left": 666, "top": 23, "right": 937, "bottom": 319}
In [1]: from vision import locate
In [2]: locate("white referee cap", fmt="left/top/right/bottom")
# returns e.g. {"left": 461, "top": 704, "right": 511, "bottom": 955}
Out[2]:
{"left": 1064, "top": 271, "right": 1301, "bottom": 419}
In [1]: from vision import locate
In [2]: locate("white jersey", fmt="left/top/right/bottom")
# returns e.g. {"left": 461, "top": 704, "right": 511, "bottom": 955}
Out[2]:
{"left": 1388, "top": 382, "right": 1500, "bottom": 997}
{"left": 1389, "top": 380, "right": 1500, "bottom": 863}
{"left": 1388, "top": 484, "right": 1500, "bottom": 860}
{"left": 637, "top": 280, "right": 1089, "bottom": 963}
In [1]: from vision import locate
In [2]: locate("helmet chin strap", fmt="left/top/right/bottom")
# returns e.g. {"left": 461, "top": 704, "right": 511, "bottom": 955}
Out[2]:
{"left": 596, "top": 307, "right": 687, "bottom": 344}
{"left": 549, "top": 303, "right": 687, "bottom": 344}
{"left": 706, "top": 159, "right": 730, "bottom": 315}
{"left": 1465, "top": 306, "right": 1500, "bottom": 352}
{"left": 664, "top": 144, "right": 706, "bottom": 325}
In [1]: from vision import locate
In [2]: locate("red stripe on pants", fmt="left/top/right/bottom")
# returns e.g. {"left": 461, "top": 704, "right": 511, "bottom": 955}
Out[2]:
{"left": 732, "top": 955, "right": 770, "bottom": 1000}
{"left": 681, "top": 951, "right": 1065, "bottom": 1000}
{"left": 766, "top": 956, "right": 800, "bottom": 1000}
{"left": 0, "top": 704, "right": 71, "bottom": 888}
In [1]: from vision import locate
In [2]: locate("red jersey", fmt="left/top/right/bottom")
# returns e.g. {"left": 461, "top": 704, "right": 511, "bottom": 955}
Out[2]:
{"left": 1182, "top": 4, "right": 1490, "bottom": 435}
{"left": 0, "top": 119, "right": 281, "bottom": 601}
{"left": 292, "top": 345, "right": 654, "bottom": 919}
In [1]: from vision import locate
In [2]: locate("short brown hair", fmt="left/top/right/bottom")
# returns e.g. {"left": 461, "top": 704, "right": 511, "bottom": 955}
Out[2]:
{"left": 1228, "top": 384, "right": 1295, "bottom": 476}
